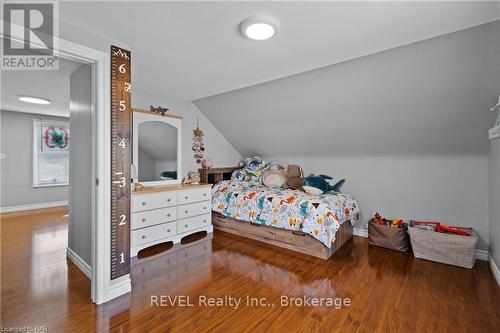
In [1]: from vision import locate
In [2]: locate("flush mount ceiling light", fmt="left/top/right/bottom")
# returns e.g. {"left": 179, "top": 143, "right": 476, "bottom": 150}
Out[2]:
{"left": 17, "top": 95, "right": 51, "bottom": 105}
{"left": 240, "top": 15, "right": 279, "bottom": 40}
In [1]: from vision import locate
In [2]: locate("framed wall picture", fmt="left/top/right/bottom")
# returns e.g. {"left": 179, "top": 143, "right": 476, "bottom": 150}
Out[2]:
{"left": 33, "top": 119, "right": 70, "bottom": 187}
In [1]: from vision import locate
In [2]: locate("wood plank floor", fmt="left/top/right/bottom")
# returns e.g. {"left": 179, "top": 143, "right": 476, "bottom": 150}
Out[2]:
{"left": 1, "top": 208, "right": 499, "bottom": 332}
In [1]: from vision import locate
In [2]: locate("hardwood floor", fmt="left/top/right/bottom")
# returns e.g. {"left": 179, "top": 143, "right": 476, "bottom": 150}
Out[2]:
{"left": 1, "top": 208, "right": 499, "bottom": 332}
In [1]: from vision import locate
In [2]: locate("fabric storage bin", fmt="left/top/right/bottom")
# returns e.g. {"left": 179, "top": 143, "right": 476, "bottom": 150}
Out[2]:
{"left": 368, "top": 219, "right": 409, "bottom": 252}
{"left": 408, "top": 226, "right": 478, "bottom": 268}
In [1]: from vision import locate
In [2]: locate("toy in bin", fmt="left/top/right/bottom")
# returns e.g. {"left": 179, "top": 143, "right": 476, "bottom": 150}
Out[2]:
{"left": 368, "top": 213, "right": 410, "bottom": 252}
{"left": 411, "top": 221, "right": 471, "bottom": 236}
{"left": 373, "top": 213, "right": 405, "bottom": 228}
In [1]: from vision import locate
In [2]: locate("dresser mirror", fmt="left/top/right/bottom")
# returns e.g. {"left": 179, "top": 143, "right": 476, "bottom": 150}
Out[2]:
{"left": 132, "top": 109, "right": 182, "bottom": 186}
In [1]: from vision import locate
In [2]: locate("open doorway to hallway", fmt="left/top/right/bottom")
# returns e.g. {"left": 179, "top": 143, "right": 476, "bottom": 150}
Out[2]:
{"left": 1, "top": 57, "right": 96, "bottom": 324}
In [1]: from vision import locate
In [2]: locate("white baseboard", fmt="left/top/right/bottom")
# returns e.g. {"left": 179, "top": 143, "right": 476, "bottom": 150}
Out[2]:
{"left": 66, "top": 247, "right": 92, "bottom": 279}
{"left": 475, "top": 249, "right": 489, "bottom": 261}
{"left": 353, "top": 227, "right": 368, "bottom": 238}
{"left": 0, "top": 200, "right": 68, "bottom": 214}
{"left": 489, "top": 257, "right": 500, "bottom": 287}
{"left": 108, "top": 275, "right": 131, "bottom": 301}
{"left": 352, "top": 227, "right": 488, "bottom": 261}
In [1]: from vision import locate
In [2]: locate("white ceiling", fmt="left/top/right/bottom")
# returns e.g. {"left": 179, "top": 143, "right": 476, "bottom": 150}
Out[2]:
{"left": 1, "top": 57, "right": 83, "bottom": 117}
{"left": 195, "top": 21, "right": 500, "bottom": 156}
{"left": 60, "top": 1, "right": 500, "bottom": 100}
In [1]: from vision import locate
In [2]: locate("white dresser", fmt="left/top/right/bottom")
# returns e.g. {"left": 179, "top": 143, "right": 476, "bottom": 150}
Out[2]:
{"left": 130, "top": 184, "right": 213, "bottom": 257}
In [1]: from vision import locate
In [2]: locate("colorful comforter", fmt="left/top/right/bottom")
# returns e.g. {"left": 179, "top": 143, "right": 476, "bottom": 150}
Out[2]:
{"left": 212, "top": 180, "right": 360, "bottom": 248}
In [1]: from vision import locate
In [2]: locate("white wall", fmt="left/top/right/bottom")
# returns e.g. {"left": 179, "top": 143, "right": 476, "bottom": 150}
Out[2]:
{"left": 0, "top": 111, "right": 69, "bottom": 208}
{"left": 68, "top": 64, "right": 93, "bottom": 266}
{"left": 264, "top": 154, "right": 490, "bottom": 251}
{"left": 132, "top": 89, "right": 241, "bottom": 179}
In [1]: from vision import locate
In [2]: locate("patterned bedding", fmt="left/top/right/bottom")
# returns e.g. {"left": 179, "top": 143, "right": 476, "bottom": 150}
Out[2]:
{"left": 212, "top": 180, "right": 360, "bottom": 248}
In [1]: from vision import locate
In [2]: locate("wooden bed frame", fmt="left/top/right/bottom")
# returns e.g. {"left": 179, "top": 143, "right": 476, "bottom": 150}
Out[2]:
{"left": 203, "top": 167, "right": 353, "bottom": 259}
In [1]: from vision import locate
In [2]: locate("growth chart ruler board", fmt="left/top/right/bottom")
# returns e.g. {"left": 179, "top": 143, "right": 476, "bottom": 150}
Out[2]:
{"left": 110, "top": 45, "right": 131, "bottom": 279}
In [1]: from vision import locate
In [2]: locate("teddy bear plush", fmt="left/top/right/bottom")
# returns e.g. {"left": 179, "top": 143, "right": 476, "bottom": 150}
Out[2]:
{"left": 283, "top": 164, "right": 303, "bottom": 190}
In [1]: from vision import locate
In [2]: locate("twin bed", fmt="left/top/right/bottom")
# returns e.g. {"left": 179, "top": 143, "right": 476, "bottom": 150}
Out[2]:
{"left": 206, "top": 168, "right": 360, "bottom": 259}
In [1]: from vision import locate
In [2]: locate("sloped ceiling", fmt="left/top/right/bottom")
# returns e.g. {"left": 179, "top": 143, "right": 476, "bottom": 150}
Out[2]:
{"left": 59, "top": 1, "right": 500, "bottom": 100}
{"left": 194, "top": 21, "right": 500, "bottom": 156}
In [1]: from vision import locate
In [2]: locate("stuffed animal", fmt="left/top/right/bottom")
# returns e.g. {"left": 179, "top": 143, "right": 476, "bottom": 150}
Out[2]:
{"left": 262, "top": 162, "right": 286, "bottom": 188}
{"left": 183, "top": 171, "right": 200, "bottom": 184}
{"left": 243, "top": 156, "right": 266, "bottom": 181}
{"left": 302, "top": 174, "right": 345, "bottom": 195}
{"left": 283, "top": 164, "right": 303, "bottom": 190}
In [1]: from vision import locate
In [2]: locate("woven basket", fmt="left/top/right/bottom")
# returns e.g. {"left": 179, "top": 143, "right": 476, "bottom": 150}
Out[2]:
{"left": 368, "top": 219, "right": 409, "bottom": 252}
{"left": 408, "top": 226, "right": 478, "bottom": 269}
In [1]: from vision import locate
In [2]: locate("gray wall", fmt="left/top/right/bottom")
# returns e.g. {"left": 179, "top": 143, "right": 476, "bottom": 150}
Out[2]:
{"left": 0, "top": 110, "right": 69, "bottom": 208}
{"left": 195, "top": 22, "right": 500, "bottom": 251}
{"left": 489, "top": 138, "right": 500, "bottom": 266}
{"left": 266, "top": 154, "right": 490, "bottom": 251}
{"left": 68, "top": 64, "right": 92, "bottom": 266}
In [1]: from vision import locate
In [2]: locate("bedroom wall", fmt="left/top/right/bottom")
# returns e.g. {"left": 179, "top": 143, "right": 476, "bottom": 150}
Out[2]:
{"left": 132, "top": 90, "right": 241, "bottom": 179}
{"left": 263, "top": 154, "right": 490, "bottom": 251}
{"left": 195, "top": 21, "right": 500, "bottom": 251}
{"left": 489, "top": 138, "right": 500, "bottom": 268}
{"left": 0, "top": 111, "right": 69, "bottom": 209}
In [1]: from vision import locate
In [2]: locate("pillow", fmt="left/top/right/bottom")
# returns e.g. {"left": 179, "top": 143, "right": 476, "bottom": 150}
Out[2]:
{"left": 231, "top": 169, "right": 245, "bottom": 181}
{"left": 262, "top": 169, "right": 286, "bottom": 188}
{"left": 244, "top": 156, "right": 266, "bottom": 182}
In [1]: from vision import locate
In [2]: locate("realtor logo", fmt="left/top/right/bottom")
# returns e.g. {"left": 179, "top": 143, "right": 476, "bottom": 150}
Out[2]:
{"left": 1, "top": 1, "right": 58, "bottom": 70}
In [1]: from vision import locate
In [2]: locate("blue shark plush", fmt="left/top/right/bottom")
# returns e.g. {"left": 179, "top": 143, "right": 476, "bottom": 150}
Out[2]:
{"left": 302, "top": 174, "right": 345, "bottom": 195}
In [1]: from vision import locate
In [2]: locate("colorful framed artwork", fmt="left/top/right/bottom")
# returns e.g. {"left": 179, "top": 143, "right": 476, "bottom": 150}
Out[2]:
{"left": 33, "top": 119, "right": 70, "bottom": 187}
{"left": 41, "top": 121, "right": 70, "bottom": 152}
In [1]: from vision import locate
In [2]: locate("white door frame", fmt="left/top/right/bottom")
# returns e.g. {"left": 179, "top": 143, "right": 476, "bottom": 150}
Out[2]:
{"left": 1, "top": 28, "right": 131, "bottom": 304}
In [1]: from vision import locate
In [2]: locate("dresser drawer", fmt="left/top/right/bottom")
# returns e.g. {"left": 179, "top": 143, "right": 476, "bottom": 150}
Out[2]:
{"left": 178, "top": 187, "right": 211, "bottom": 205}
{"left": 132, "top": 192, "right": 177, "bottom": 212}
{"left": 178, "top": 201, "right": 211, "bottom": 219}
{"left": 131, "top": 222, "right": 177, "bottom": 247}
{"left": 177, "top": 213, "right": 211, "bottom": 234}
{"left": 132, "top": 207, "right": 177, "bottom": 230}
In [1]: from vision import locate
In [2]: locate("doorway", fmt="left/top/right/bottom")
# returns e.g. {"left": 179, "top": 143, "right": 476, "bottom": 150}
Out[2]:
{"left": 1, "top": 56, "right": 96, "bottom": 313}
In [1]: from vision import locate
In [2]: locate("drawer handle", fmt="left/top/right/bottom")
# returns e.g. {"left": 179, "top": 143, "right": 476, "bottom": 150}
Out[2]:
{"left": 250, "top": 222, "right": 261, "bottom": 227}
{"left": 185, "top": 224, "right": 188, "bottom": 228}
{"left": 141, "top": 202, "right": 146, "bottom": 206}
{"left": 185, "top": 196, "right": 188, "bottom": 199}
{"left": 203, "top": 219, "right": 207, "bottom": 223}
{"left": 141, "top": 235, "right": 146, "bottom": 239}
{"left": 142, "top": 218, "right": 146, "bottom": 222}
{"left": 167, "top": 229, "right": 171, "bottom": 233}
{"left": 167, "top": 213, "right": 171, "bottom": 217}
{"left": 185, "top": 210, "right": 188, "bottom": 214}
{"left": 167, "top": 198, "right": 171, "bottom": 202}
{"left": 203, "top": 193, "right": 207, "bottom": 196}
{"left": 203, "top": 206, "right": 207, "bottom": 210}
{"left": 292, "top": 231, "right": 306, "bottom": 237}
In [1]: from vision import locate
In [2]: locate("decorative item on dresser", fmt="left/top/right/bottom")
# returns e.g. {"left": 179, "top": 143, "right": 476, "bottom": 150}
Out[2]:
{"left": 131, "top": 183, "right": 212, "bottom": 257}
{"left": 199, "top": 166, "right": 240, "bottom": 184}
